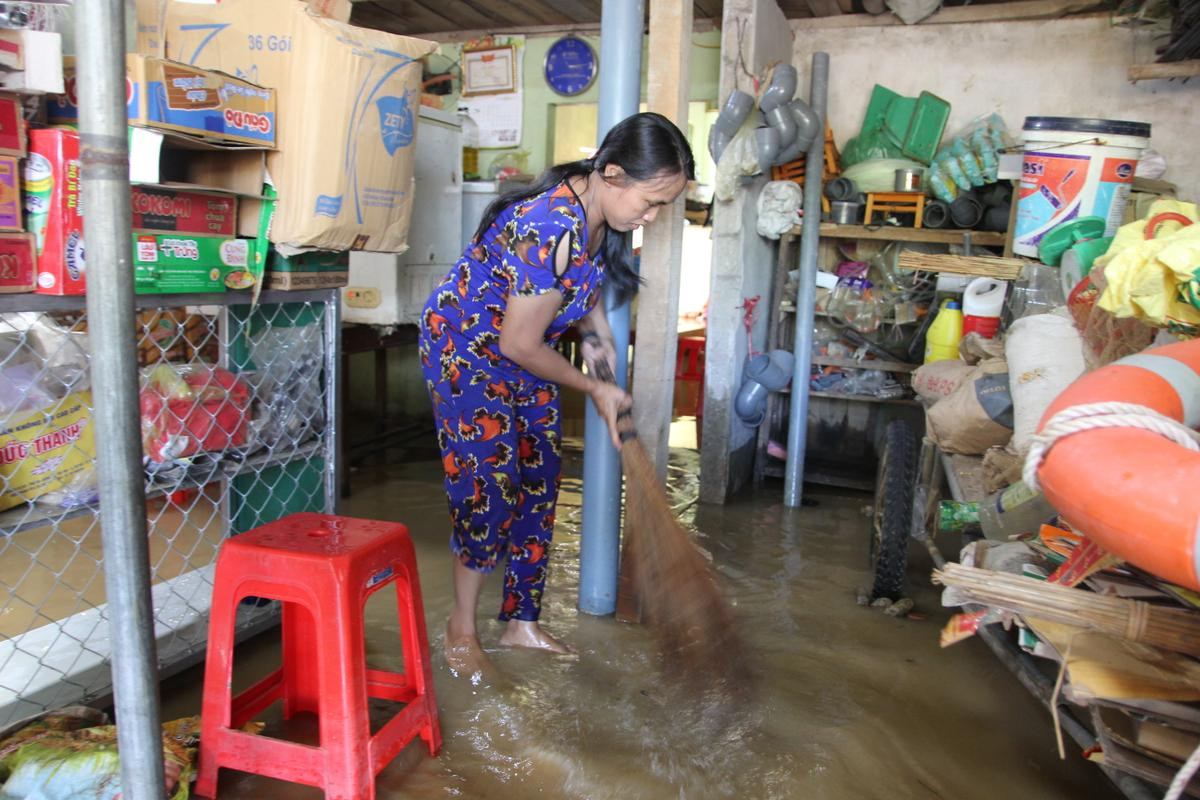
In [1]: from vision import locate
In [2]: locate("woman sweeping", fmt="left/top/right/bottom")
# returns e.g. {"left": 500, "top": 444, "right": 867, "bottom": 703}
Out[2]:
{"left": 418, "top": 112, "right": 694, "bottom": 664}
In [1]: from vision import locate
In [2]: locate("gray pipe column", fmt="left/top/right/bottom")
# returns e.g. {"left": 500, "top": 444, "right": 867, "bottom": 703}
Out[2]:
{"left": 579, "top": 0, "right": 644, "bottom": 616}
{"left": 784, "top": 53, "right": 829, "bottom": 507}
{"left": 76, "top": 2, "right": 166, "bottom": 797}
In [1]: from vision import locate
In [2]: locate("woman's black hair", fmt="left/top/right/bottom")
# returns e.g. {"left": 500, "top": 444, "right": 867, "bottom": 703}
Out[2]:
{"left": 472, "top": 111, "right": 695, "bottom": 307}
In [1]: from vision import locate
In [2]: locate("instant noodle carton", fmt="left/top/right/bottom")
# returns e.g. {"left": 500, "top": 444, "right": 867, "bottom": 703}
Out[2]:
{"left": 48, "top": 55, "right": 276, "bottom": 149}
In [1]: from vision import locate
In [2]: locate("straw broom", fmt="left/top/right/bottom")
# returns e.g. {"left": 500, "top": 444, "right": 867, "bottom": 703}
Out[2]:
{"left": 596, "top": 361, "right": 750, "bottom": 689}
{"left": 933, "top": 562, "right": 1200, "bottom": 659}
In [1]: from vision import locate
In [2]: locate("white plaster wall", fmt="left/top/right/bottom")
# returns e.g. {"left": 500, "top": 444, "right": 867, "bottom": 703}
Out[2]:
{"left": 703, "top": 0, "right": 793, "bottom": 502}
{"left": 792, "top": 15, "right": 1199, "bottom": 194}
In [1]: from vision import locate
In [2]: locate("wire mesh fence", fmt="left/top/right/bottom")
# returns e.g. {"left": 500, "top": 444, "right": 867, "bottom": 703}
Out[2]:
{"left": 0, "top": 289, "right": 338, "bottom": 727}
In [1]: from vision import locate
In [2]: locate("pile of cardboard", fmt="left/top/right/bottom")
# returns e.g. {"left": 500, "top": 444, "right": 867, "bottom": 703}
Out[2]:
{"left": 134, "top": 0, "right": 437, "bottom": 290}
{"left": 19, "top": 0, "right": 435, "bottom": 297}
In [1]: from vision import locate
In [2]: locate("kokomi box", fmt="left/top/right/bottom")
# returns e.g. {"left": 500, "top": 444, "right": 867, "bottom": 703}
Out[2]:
{"left": 48, "top": 55, "right": 276, "bottom": 149}
{"left": 24, "top": 128, "right": 85, "bottom": 295}
{"left": 131, "top": 184, "right": 238, "bottom": 237}
{"left": 139, "top": 0, "right": 437, "bottom": 253}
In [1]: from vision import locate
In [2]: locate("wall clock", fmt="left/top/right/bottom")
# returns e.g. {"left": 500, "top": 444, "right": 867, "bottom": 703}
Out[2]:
{"left": 544, "top": 36, "right": 598, "bottom": 97}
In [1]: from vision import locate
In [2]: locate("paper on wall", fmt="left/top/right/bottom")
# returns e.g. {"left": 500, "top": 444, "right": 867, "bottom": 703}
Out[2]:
{"left": 460, "top": 92, "right": 523, "bottom": 148}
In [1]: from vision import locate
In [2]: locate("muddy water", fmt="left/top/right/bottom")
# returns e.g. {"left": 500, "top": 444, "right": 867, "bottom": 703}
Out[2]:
{"left": 161, "top": 444, "right": 1119, "bottom": 799}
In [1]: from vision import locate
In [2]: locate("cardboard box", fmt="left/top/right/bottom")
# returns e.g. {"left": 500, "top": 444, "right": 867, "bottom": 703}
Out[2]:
{"left": 139, "top": 0, "right": 436, "bottom": 253}
{"left": 25, "top": 128, "right": 85, "bottom": 295}
{"left": 0, "top": 93, "right": 25, "bottom": 157}
{"left": 131, "top": 184, "right": 238, "bottom": 237}
{"left": 136, "top": 0, "right": 353, "bottom": 55}
{"left": 265, "top": 248, "right": 348, "bottom": 290}
{"left": 133, "top": 233, "right": 253, "bottom": 294}
{"left": 0, "top": 156, "right": 19, "bottom": 231}
{"left": 0, "top": 30, "right": 62, "bottom": 94}
{"left": 48, "top": 55, "right": 276, "bottom": 149}
{"left": 0, "top": 390, "right": 96, "bottom": 512}
{"left": 0, "top": 233, "right": 35, "bottom": 293}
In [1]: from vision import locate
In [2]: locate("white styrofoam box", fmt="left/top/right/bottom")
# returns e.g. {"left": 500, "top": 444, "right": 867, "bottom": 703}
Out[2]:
{"left": 0, "top": 30, "right": 62, "bottom": 94}
{"left": 342, "top": 105, "right": 462, "bottom": 326}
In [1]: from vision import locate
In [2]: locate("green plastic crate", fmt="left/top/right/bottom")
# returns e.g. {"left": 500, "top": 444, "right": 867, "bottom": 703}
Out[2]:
{"left": 901, "top": 91, "right": 951, "bottom": 164}
{"left": 231, "top": 456, "right": 325, "bottom": 535}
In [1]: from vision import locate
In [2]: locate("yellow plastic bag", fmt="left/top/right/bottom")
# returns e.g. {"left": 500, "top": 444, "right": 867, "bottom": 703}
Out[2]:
{"left": 1096, "top": 199, "right": 1200, "bottom": 329}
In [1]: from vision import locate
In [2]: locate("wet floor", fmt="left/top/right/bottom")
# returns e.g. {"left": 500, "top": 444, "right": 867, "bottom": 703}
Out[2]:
{"left": 161, "top": 439, "right": 1120, "bottom": 799}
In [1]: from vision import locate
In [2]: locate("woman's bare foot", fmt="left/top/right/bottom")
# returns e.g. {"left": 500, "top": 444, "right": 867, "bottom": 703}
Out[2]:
{"left": 498, "top": 619, "right": 574, "bottom": 654}
{"left": 443, "top": 623, "right": 494, "bottom": 678}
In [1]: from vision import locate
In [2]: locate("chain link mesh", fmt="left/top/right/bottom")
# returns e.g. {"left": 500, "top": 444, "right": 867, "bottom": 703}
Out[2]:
{"left": 0, "top": 294, "right": 335, "bottom": 727}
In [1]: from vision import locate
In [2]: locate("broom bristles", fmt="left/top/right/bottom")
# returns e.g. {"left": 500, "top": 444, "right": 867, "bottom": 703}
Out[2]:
{"left": 621, "top": 437, "right": 750, "bottom": 689}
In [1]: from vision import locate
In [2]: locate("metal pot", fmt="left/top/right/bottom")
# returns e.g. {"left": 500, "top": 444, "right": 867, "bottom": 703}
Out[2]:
{"left": 829, "top": 201, "right": 860, "bottom": 225}
{"left": 893, "top": 167, "right": 924, "bottom": 192}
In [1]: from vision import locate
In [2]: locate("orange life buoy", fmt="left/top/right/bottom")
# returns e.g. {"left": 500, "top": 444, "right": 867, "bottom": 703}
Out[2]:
{"left": 1035, "top": 339, "right": 1200, "bottom": 591}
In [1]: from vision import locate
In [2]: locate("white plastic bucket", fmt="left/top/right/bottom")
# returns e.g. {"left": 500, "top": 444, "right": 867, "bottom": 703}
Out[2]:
{"left": 1014, "top": 117, "right": 1150, "bottom": 258}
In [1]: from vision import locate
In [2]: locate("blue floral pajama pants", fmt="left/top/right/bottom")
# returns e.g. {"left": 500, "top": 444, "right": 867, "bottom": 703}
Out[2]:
{"left": 419, "top": 342, "right": 563, "bottom": 621}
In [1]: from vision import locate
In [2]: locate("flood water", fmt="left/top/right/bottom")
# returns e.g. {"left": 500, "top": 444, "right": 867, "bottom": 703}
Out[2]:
{"left": 161, "top": 440, "right": 1119, "bottom": 799}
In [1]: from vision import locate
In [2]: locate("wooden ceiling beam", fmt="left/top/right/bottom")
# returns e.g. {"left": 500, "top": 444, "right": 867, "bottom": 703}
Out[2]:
{"left": 350, "top": 1, "right": 458, "bottom": 35}
{"left": 419, "top": 15, "right": 717, "bottom": 43}
{"left": 790, "top": 0, "right": 1109, "bottom": 27}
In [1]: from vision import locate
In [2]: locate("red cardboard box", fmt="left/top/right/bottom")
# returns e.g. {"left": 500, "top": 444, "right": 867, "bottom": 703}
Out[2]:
{"left": 0, "top": 233, "right": 36, "bottom": 293}
{"left": 0, "top": 156, "right": 19, "bottom": 231}
{"left": 0, "top": 93, "right": 24, "bottom": 158}
{"left": 25, "top": 128, "right": 85, "bottom": 295}
{"left": 131, "top": 184, "right": 238, "bottom": 237}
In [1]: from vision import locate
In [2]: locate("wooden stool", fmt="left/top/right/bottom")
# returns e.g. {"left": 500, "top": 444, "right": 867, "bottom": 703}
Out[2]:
{"left": 865, "top": 192, "right": 926, "bottom": 228}
{"left": 196, "top": 513, "right": 440, "bottom": 800}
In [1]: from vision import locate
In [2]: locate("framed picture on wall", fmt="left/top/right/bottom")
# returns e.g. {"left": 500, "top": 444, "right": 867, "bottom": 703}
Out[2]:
{"left": 462, "top": 45, "right": 517, "bottom": 96}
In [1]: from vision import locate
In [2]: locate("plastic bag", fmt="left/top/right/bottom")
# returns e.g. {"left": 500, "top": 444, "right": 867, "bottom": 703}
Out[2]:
{"left": 246, "top": 321, "right": 326, "bottom": 453}
{"left": 928, "top": 114, "right": 1013, "bottom": 202}
{"left": 1095, "top": 198, "right": 1200, "bottom": 330}
{"left": 755, "top": 180, "right": 804, "bottom": 239}
{"left": 140, "top": 364, "right": 252, "bottom": 463}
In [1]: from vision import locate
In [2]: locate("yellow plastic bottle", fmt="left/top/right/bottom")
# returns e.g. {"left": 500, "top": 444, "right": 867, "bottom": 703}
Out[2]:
{"left": 924, "top": 299, "right": 964, "bottom": 364}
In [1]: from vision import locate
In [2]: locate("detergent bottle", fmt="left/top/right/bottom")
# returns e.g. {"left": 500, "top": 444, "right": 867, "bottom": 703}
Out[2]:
{"left": 962, "top": 277, "right": 1007, "bottom": 339}
{"left": 924, "top": 299, "right": 964, "bottom": 364}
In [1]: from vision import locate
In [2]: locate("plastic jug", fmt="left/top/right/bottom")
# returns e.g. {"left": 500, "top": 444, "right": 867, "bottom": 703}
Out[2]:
{"left": 962, "top": 277, "right": 1007, "bottom": 339}
{"left": 924, "top": 299, "right": 964, "bottom": 364}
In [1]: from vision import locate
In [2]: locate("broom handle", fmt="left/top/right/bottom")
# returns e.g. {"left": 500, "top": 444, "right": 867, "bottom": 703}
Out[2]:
{"left": 590, "top": 356, "right": 637, "bottom": 442}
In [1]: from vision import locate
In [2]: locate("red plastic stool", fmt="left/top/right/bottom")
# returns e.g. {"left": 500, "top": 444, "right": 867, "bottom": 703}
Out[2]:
{"left": 196, "top": 513, "right": 440, "bottom": 800}
{"left": 675, "top": 334, "right": 706, "bottom": 446}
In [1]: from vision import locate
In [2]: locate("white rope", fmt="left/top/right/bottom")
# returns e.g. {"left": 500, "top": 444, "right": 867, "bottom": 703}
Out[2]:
{"left": 1022, "top": 402, "right": 1200, "bottom": 492}
{"left": 1164, "top": 738, "right": 1200, "bottom": 800}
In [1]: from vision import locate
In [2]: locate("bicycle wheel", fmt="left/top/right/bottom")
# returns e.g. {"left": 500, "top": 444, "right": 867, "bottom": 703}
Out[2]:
{"left": 870, "top": 419, "right": 917, "bottom": 601}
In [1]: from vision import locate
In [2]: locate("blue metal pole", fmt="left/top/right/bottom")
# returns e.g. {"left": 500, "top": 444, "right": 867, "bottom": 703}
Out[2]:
{"left": 579, "top": 0, "right": 644, "bottom": 616}
{"left": 783, "top": 53, "right": 829, "bottom": 507}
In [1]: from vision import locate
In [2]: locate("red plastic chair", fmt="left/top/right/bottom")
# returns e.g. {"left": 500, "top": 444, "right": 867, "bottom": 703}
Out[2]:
{"left": 196, "top": 513, "right": 440, "bottom": 800}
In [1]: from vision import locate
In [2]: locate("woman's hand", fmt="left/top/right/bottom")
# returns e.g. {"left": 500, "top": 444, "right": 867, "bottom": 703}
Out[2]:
{"left": 580, "top": 333, "right": 617, "bottom": 384}
{"left": 589, "top": 379, "right": 633, "bottom": 449}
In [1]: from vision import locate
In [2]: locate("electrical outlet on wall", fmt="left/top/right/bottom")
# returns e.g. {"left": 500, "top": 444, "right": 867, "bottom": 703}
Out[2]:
{"left": 344, "top": 287, "right": 381, "bottom": 308}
